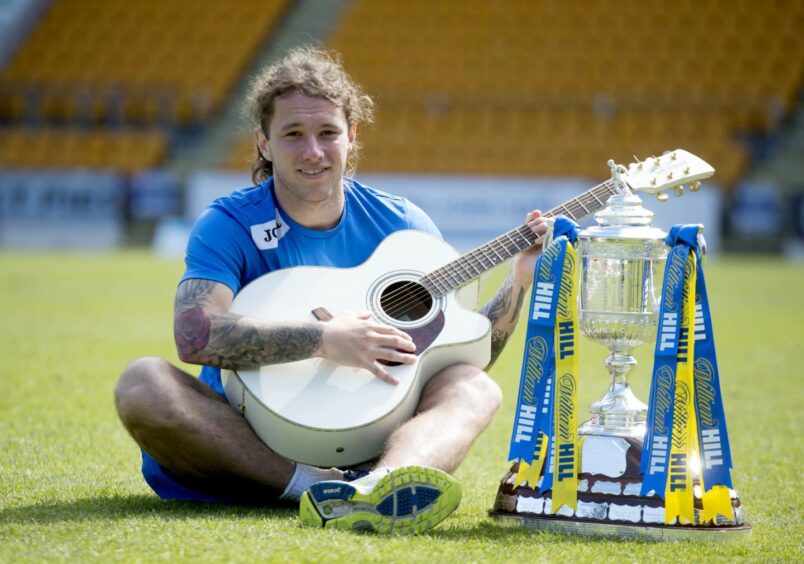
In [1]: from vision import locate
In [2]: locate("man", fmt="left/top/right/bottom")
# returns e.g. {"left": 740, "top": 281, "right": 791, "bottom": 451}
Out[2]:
{"left": 114, "top": 48, "right": 548, "bottom": 534}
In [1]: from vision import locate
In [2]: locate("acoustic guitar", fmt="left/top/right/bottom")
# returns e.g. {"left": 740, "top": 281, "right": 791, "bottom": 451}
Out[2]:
{"left": 223, "top": 150, "right": 714, "bottom": 466}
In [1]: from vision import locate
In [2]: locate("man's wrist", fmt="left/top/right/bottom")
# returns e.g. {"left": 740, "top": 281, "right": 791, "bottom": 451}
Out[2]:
{"left": 512, "top": 270, "right": 533, "bottom": 292}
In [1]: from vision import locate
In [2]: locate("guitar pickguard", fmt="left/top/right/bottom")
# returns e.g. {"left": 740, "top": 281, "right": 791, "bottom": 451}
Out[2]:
{"left": 379, "top": 310, "right": 446, "bottom": 367}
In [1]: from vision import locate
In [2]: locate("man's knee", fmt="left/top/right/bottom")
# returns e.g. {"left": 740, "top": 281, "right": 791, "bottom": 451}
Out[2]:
{"left": 423, "top": 363, "right": 503, "bottom": 417}
{"left": 114, "top": 356, "right": 178, "bottom": 428}
{"left": 466, "top": 368, "right": 503, "bottom": 416}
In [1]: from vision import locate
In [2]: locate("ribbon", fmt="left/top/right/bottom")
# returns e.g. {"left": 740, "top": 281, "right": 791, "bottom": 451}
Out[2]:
{"left": 640, "top": 239, "right": 688, "bottom": 498}
{"left": 509, "top": 217, "right": 581, "bottom": 516}
{"left": 685, "top": 227, "right": 734, "bottom": 523}
{"left": 551, "top": 233, "right": 580, "bottom": 511}
{"left": 641, "top": 224, "right": 735, "bottom": 525}
{"left": 509, "top": 239, "right": 563, "bottom": 487}
{"left": 664, "top": 250, "right": 697, "bottom": 524}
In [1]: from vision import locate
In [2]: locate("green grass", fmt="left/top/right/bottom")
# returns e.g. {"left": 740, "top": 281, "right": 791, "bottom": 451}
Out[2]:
{"left": 1, "top": 251, "right": 802, "bottom": 562}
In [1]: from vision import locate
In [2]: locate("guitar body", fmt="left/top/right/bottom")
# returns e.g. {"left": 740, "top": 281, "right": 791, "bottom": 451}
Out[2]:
{"left": 222, "top": 230, "right": 491, "bottom": 467}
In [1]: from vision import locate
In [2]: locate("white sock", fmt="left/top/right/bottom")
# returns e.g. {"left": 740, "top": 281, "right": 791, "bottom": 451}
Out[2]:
{"left": 279, "top": 463, "right": 344, "bottom": 501}
{"left": 353, "top": 466, "right": 396, "bottom": 487}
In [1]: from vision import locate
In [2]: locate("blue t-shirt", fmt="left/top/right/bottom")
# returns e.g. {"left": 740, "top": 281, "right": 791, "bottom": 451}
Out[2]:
{"left": 181, "top": 177, "right": 441, "bottom": 394}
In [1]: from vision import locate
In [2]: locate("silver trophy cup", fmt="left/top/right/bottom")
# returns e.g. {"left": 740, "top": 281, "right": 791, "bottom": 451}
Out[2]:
{"left": 577, "top": 193, "right": 667, "bottom": 437}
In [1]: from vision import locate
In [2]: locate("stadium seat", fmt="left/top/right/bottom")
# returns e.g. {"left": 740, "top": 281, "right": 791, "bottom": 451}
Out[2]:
{"left": 0, "top": 0, "right": 289, "bottom": 172}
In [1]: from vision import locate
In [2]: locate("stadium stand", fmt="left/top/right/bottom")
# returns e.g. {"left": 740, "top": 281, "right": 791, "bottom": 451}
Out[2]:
{"left": 2, "top": 0, "right": 802, "bottom": 184}
{"left": 0, "top": 128, "right": 167, "bottom": 173}
{"left": 0, "top": 0, "right": 288, "bottom": 172}
{"left": 251, "top": 0, "right": 803, "bottom": 187}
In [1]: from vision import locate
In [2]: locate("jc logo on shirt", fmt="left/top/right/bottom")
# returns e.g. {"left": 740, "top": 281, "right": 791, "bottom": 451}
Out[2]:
{"left": 250, "top": 212, "right": 289, "bottom": 250}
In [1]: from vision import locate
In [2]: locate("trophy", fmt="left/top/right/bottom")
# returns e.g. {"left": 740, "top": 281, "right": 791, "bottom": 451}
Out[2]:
{"left": 576, "top": 191, "right": 667, "bottom": 439}
{"left": 490, "top": 154, "right": 751, "bottom": 541}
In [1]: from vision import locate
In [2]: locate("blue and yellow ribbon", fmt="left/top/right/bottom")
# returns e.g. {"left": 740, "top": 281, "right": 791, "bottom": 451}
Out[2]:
{"left": 687, "top": 229, "right": 734, "bottom": 523}
{"left": 509, "top": 217, "right": 580, "bottom": 514}
{"left": 664, "top": 251, "right": 697, "bottom": 524}
{"left": 641, "top": 241, "right": 688, "bottom": 498}
{"left": 551, "top": 238, "right": 580, "bottom": 512}
{"left": 509, "top": 239, "right": 563, "bottom": 488}
{"left": 642, "top": 224, "right": 735, "bottom": 525}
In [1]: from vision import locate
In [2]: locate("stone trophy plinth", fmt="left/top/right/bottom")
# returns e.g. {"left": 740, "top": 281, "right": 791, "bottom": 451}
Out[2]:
{"left": 489, "top": 162, "right": 750, "bottom": 541}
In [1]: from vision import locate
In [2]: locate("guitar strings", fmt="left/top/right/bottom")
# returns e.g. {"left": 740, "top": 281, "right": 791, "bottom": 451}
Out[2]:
{"left": 373, "top": 181, "right": 617, "bottom": 319}
{"left": 373, "top": 227, "right": 534, "bottom": 317}
{"left": 396, "top": 180, "right": 613, "bottom": 303}
{"left": 377, "top": 226, "right": 534, "bottom": 316}
{"left": 375, "top": 185, "right": 610, "bottom": 318}
{"left": 384, "top": 171, "right": 682, "bottom": 319}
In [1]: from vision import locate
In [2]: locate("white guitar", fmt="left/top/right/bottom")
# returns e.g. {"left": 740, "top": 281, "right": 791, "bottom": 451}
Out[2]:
{"left": 222, "top": 150, "right": 714, "bottom": 467}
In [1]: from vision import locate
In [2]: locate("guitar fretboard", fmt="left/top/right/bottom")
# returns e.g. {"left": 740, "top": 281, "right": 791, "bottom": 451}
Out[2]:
{"left": 420, "top": 179, "right": 621, "bottom": 296}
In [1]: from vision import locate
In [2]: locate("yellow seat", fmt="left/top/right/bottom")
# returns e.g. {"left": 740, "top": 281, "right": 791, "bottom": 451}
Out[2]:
{"left": 1, "top": 0, "right": 290, "bottom": 126}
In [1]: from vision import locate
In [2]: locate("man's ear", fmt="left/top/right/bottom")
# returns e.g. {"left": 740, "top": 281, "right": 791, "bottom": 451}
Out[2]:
{"left": 348, "top": 122, "right": 357, "bottom": 148}
{"left": 255, "top": 127, "right": 272, "bottom": 161}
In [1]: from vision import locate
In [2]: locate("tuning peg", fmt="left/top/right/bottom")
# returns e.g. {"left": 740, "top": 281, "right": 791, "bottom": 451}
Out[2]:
{"left": 650, "top": 177, "right": 657, "bottom": 186}
{"left": 674, "top": 186, "right": 685, "bottom": 196}
{"left": 689, "top": 181, "right": 701, "bottom": 192}
{"left": 666, "top": 172, "right": 674, "bottom": 180}
{"left": 656, "top": 193, "right": 669, "bottom": 202}
{"left": 654, "top": 157, "right": 661, "bottom": 167}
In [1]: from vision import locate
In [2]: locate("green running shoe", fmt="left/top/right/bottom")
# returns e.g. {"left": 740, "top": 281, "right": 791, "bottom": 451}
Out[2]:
{"left": 299, "top": 465, "right": 461, "bottom": 534}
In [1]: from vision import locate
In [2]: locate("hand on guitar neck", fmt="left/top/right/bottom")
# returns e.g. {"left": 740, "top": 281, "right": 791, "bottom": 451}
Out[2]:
{"left": 510, "top": 210, "right": 549, "bottom": 288}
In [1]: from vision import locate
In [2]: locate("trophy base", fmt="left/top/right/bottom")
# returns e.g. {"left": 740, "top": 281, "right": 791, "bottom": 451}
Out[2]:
{"left": 488, "top": 511, "right": 752, "bottom": 542}
{"left": 490, "top": 435, "right": 751, "bottom": 542}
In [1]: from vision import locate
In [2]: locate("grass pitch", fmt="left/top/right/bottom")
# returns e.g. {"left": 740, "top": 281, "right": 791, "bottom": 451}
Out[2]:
{"left": 1, "top": 251, "right": 802, "bottom": 562}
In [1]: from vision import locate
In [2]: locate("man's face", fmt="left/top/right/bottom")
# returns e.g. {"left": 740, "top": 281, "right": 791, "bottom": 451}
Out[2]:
{"left": 257, "top": 90, "right": 355, "bottom": 209}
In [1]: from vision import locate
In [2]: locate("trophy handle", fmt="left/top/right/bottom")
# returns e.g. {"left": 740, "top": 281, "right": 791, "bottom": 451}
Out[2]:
{"left": 698, "top": 231, "right": 707, "bottom": 267}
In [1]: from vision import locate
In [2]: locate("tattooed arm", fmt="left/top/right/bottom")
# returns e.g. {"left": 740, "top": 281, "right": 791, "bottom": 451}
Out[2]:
{"left": 479, "top": 273, "right": 528, "bottom": 368}
{"left": 479, "top": 210, "right": 550, "bottom": 368}
{"left": 173, "top": 279, "right": 416, "bottom": 383}
{"left": 174, "top": 279, "right": 323, "bottom": 369}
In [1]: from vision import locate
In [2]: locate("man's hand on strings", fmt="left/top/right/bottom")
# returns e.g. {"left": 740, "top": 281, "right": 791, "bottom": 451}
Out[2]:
{"left": 315, "top": 311, "right": 415, "bottom": 385}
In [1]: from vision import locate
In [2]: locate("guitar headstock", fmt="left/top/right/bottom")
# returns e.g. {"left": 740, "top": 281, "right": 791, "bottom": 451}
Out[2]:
{"left": 621, "top": 149, "right": 715, "bottom": 201}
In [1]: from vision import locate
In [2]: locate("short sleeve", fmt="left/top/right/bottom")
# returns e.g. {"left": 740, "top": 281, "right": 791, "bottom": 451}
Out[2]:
{"left": 404, "top": 199, "right": 442, "bottom": 239}
{"left": 181, "top": 207, "right": 250, "bottom": 294}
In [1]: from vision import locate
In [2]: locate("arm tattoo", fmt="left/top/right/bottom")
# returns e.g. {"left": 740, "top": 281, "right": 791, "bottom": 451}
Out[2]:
{"left": 175, "top": 278, "right": 217, "bottom": 305}
{"left": 174, "top": 280, "right": 217, "bottom": 361}
{"left": 481, "top": 275, "right": 514, "bottom": 324}
{"left": 480, "top": 275, "right": 526, "bottom": 367}
{"left": 174, "top": 279, "right": 322, "bottom": 369}
{"left": 175, "top": 306, "right": 212, "bottom": 360}
{"left": 203, "top": 318, "right": 322, "bottom": 369}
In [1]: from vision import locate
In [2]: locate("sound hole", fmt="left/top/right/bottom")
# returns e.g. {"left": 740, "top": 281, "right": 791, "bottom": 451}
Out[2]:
{"left": 380, "top": 281, "right": 433, "bottom": 322}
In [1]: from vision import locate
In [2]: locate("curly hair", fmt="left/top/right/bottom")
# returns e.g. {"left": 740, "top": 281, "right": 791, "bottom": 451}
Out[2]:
{"left": 244, "top": 47, "right": 375, "bottom": 185}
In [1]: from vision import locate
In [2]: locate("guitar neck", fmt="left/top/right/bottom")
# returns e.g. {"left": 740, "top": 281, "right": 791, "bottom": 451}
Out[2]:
{"left": 420, "top": 179, "right": 622, "bottom": 296}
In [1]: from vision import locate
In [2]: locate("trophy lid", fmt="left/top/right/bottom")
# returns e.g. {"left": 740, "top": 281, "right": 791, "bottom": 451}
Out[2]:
{"left": 581, "top": 193, "right": 666, "bottom": 241}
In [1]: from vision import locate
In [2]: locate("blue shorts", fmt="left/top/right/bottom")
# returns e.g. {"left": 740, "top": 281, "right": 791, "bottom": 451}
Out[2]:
{"left": 141, "top": 450, "right": 234, "bottom": 503}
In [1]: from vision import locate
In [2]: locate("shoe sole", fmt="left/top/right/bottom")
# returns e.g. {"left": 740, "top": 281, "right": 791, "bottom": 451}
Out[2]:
{"left": 299, "top": 465, "right": 461, "bottom": 534}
